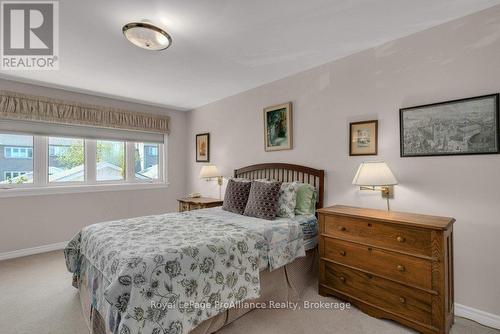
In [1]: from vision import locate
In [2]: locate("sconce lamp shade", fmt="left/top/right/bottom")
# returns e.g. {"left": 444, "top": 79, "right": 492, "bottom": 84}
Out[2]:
{"left": 199, "top": 165, "right": 220, "bottom": 179}
{"left": 352, "top": 161, "right": 398, "bottom": 186}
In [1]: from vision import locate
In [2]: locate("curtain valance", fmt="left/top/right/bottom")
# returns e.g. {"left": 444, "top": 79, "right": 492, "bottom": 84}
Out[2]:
{"left": 0, "top": 91, "right": 170, "bottom": 134}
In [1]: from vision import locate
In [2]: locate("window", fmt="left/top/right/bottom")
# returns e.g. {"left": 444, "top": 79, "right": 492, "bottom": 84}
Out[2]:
{"left": 4, "top": 171, "right": 28, "bottom": 179}
{"left": 0, "top": 131, "right": 165, "bottom": 191}
{"left": 49, "top": 137, "right": 85, "bottom": 183}
{"left": 49, "top": 145, "right": 70, "bottom": 157}
{"left": 97, "top": 140, "right": 125, "bottom": 181}
{"left": 0, "top": 134, "right": 33, "bottom": 184}
{"left": 149, "top": 146, "right": 158, "bottom": 156}
{"left": 4, "top": 146, "right": 33, "bottom": 159}
{"left": 135, "top": 143, "right": 159, "bottom": 181}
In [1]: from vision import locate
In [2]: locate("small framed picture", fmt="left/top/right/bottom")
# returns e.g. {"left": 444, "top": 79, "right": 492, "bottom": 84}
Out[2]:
{"left": 264, "top": 102, "right": 293, "bottom": 151}
{"left": 196, "top": 133, "right": 210, "bottom": 162}
{"left": 349, "top": 120, "right": 378, "bottom": 156}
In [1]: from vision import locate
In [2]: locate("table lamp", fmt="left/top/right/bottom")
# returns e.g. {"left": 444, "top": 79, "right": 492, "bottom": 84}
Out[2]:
{"left": 199, "top": 165, "right": 223, "bottom": 200}
{"left": 352, "top": 161, "right": 398, "bottom": 210}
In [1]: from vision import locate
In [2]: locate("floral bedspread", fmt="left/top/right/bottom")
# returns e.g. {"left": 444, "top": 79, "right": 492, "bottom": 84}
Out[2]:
{"left": 64, "top": 208, "right": 305, "bottom": 334}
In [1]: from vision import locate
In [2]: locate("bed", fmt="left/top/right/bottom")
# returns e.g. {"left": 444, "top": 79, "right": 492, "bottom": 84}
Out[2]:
{"left": 65, "top": 163, "right": 325, "bottom": 334}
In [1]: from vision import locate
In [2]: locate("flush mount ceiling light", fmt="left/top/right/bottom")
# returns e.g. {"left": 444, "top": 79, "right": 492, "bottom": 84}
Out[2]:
{"left": 122, "top": 22, "right": 172, "bottom": 51}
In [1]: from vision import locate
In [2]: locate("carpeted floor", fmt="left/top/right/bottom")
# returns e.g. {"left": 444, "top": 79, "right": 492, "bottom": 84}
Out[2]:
{"left": 0, "top": 251, "right": 498, "bottom": 334}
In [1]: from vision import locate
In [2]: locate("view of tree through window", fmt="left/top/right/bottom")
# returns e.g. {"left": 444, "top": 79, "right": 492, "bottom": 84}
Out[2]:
{"left": 49, "top": 137, "right": 85, "bottom": 183}
{"left": 96, "top": 140, "right": 125, "bottom": 181}
{"left": 0, "top": 134, "right": 34, "bottom": 184}
{"left": 134, "top": 143, "right": 159, "bottom": 180}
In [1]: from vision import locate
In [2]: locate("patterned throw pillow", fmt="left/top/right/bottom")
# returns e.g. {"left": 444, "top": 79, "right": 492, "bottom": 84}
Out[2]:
{"left": 222, "top": 179, "right": 252, "bottom": 215}
{"left": 277, "top": 182, "right": 300, "bottom": 218}
{"left": 244, "top": 181, "right": 282, "bottom": 220}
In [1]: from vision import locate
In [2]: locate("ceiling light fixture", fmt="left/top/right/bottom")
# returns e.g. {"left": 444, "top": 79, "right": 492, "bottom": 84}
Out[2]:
{"left": 122, "top": 22, "right": 172, "bottom": 51}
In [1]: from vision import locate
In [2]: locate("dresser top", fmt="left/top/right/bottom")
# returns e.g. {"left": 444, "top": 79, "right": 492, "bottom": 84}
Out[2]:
{"left": 317, "top": 205, "right": 455, "bottom": 230}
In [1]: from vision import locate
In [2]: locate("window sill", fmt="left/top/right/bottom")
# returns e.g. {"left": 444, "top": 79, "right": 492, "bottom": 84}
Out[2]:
{"left": 0, "top": 182, "right": 169, "bottom": 198}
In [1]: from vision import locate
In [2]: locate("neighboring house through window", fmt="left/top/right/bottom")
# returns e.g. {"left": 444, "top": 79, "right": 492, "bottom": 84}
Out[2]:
{"left": 0, "top": 134, "right": 34, "bottom": 183}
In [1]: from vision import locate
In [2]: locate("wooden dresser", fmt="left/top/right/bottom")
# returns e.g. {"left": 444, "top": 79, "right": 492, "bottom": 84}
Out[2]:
{"left": 318, "top": 205, "right": 455, "bottom": 334}
{"left": 177, "top": 197, "right": 223, "bottom": 212}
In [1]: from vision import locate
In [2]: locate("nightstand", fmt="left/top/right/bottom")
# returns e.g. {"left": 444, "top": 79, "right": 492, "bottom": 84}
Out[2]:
{"left": 177, "top": 197, "right": 223, "bottom": 212}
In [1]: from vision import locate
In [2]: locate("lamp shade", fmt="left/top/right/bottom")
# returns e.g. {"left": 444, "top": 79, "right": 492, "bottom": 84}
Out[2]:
{"left": 352, "top": 161, "right": 398, "bottom": 186}
{"left": 199, "top": 165, "right": 220, "bottom": 178}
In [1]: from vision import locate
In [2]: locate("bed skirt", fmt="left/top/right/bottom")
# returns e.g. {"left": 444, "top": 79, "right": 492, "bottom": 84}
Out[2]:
{"left": 78, "top": 249, "right": 317, "bottom": 334}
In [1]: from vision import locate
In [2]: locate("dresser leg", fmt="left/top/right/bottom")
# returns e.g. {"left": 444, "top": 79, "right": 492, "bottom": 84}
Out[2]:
{"left": 318, "top": 285, "right": 330, "bottom": 297}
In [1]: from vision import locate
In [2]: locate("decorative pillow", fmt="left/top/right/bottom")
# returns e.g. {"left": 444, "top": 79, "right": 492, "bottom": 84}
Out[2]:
{"left": 228, "top": 177, "right": 251, "bottom": 183}
{"left": 295, "top": 183, "right": 317, "bottom": 215}
{"left": 222, "top": 179, "right": 252, "bottom": 215}
{"left": 309, "top": 189, "right": 318, "bottom": 213}
{"left": 277, "top": 182, "right": 300, "bottom": 218}
{"left": 244, "top": 181, "right": 282, "bottom": 220}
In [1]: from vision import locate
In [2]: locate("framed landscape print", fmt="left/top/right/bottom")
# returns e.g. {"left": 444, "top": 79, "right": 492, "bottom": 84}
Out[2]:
{"left": 196, "top": 133, "right": 210, "bottom": 162}
{"left": 400, "top": 94, "right": 499, "bottom": 157}
{"left": 264, "top": 102, "right": 293, "bottom": 151}
{"left": 349, "top": 120, "right": 378, "bottom": 156}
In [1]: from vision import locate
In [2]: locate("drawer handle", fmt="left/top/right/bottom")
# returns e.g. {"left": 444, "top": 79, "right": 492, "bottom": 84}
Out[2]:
{"left": 397, "top": 265, "right": 406, "bottom": 272}
{"left": 396, "top": 236, "right": 406, "bottom": 243}
{"left": 339, "top": 250, "right": 346, "bottom": 256}
{"left": 339, "top": 276, "right": 346, "bottom": 283}
{"left": 399, "top": 297, "right": 406, "bottom": 304}
{"left": 338, "top": 226, "right": 346, "bottom": 232}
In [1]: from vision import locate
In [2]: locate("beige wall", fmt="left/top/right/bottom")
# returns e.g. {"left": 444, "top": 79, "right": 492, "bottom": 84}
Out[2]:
{"left": 186, "top": 6, "right": 500, "bottom": 315}
{"left": 0, "top": 79, "right": 188, "bottom": 253}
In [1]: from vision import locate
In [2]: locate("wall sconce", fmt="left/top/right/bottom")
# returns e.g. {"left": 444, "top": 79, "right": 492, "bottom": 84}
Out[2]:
{"left": 199, "top": 165, "right": 223, "bottom": 200}
{"left": 352, "top": 161, "right": 398, "bottom": 210}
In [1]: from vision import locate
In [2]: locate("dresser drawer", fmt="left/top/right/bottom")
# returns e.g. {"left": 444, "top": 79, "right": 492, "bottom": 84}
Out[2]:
{"left": 323, "top": 215, "right": 432, "bottom": 256}
{"left": 322, "top": 262, "right": 432, "bottom": 325}
{"left": 323, "top": 238, "right": 432, "bottom": 289}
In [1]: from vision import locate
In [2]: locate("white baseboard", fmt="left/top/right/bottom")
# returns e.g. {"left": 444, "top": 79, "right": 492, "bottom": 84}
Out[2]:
{"left": 0, "top": 241, "right": 67, "bottom": 261}
{"left": 455, "top": 303, "right": 500, "bottom": 329}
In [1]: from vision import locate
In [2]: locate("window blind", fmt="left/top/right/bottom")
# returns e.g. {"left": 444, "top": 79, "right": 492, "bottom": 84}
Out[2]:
{"left": 0, "top": 90, "right": 169, "bottom": 143}
{"left": 0, "top": 119, "right": 165, "bottom": 143}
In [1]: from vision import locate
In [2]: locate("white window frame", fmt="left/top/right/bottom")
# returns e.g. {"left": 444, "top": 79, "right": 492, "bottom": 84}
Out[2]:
{"left": 0, "top": 133, "right": 168, "bottom": 197}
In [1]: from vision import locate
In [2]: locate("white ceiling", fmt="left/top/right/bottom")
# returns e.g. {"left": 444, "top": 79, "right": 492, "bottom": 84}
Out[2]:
{"left": 1, "top": 0, "right": 499, "bottom": 111}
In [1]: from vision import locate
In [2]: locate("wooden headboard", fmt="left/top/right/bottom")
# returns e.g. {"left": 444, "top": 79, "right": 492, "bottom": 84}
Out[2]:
{"left": 234, "top": 163, "right": 325, "bottom": 209}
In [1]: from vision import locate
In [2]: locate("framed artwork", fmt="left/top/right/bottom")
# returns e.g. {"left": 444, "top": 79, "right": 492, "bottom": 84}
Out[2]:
{"left": 349, "top": 120, "right": 378, "bottom": 156}
{"left": 196, "top": 133, "right": 210, "bottom": 162}
{"left": 400, "top": 94, "right": 499, "bottom": 157}
{"left": 263, "top": 102, "right": 293, "bottom": 151}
